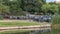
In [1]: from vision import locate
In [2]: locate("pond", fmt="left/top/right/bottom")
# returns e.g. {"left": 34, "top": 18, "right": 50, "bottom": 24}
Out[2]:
{"left": 29, "top": 29, "right": 51, "bottom": 34}
{"left": 0, "top": 27, "right": 52, "bottom": 34}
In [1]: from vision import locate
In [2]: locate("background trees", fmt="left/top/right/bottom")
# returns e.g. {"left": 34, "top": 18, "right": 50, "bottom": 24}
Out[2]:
{"left": 1, "top": 0, "right": 46, "bottom": 15}
{"left": 0, "top": 3, "right": 9, "bottom": 15}
{"left": 0, "top": 0, "right": 60, "bottom": 15}
{"left": 20, "top": 0, "right": 46, "bottom": 14}
{"left": 41, "top": 4, "right": 59, "bottom": 14}
{"left": 1, "top": 0, "right": 25, "bottom": 15}
{"left": 58, "top": 4, "right": 60, "bottom": 14}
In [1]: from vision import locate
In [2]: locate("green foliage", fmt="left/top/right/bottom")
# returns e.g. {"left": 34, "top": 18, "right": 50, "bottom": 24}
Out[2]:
{"left": 18, "top": 0, "right": 45, "bottom": 13}
{"left": 2, "top": 0, "right": 23, "bottom": 15}
{"left": 0, "top": 15, "right": 3, "bottom": 20}
{"left": 51, "top": 14, "right": 60, "bottom": 24}
{"left": 1, "top": 0, "right": 60, "bottom": 15}
{"left": 1, "top": 0, "right": 46, "bottom": 15}
{"left": 57, "top": 4, "right": 60, "bottom": 14}
{"left": 41, "top": 4, "right": 59, "bottom": 14}
{"left": 0, "top": 3, "right": 9, "bottom": 14}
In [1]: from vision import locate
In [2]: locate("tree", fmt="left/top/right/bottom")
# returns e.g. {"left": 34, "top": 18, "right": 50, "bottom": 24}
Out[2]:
{"left": 9, "top": 0, "right": 23, "bottom": 15}
{"left": 21, "top": 0, "right": 46, "bottom": 14}
{"left": 41, "top": 4, "right": 59, "bottom": 14}
{"left": 2, "top": 0, "right": 46, "bottom": 15}
{"left": 57, "top": 4, "right": 60, "bottom": 14}
{"left": 0, "top": 3, "right": 9, "bottom": 15}
{"left": 2, "top": 0, "right": 23, "bottom": 15}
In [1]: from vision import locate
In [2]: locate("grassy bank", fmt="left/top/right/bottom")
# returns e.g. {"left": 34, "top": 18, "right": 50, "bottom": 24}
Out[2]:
{"left": 0, "top": 22, "right": 40, "bottom": 27}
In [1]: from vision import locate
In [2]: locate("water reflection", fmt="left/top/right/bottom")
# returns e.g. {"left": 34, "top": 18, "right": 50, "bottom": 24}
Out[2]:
{"left": 1, "top": 28, "right": 51, "bottom": 34}
{"left": 29, "top": 28, "right": 51, "bottom": 34}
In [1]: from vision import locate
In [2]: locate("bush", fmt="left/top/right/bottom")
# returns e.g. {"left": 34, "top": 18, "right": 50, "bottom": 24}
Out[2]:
{"left": 0, "top": 15, "right": 3, "bottom": 20}
{"left": 51, "top": 14, "right": 60, "bottom": 25}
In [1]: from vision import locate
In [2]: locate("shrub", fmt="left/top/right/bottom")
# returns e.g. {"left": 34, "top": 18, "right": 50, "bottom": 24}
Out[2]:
{"left": 51, "top": 14, "right": 60, "bottom": 25}
{"left": 0, "top": 15, "right": 3, "bottom": 20}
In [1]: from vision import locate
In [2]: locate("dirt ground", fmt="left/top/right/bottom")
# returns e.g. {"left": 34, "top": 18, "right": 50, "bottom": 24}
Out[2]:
{"left": 0, "top": 20, "right": 35, "bottom": 22}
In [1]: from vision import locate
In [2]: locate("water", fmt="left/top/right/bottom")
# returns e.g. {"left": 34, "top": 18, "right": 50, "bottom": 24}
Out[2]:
{"left": 0, "top": 28, "right": 51, "bottom": 34}
{"left": 29, "top": 29, "right": 51, "bottom": 34}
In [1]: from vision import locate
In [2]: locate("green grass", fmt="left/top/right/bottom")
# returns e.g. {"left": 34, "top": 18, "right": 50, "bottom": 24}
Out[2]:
{"left": 0, "top": 22, "right": 41, "bottom": 34}
{"left": 0, "top": 22, "right": 40, "bottom": 27}
{"left": 51, "top": 15, "right": 60, "bottom": 25}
